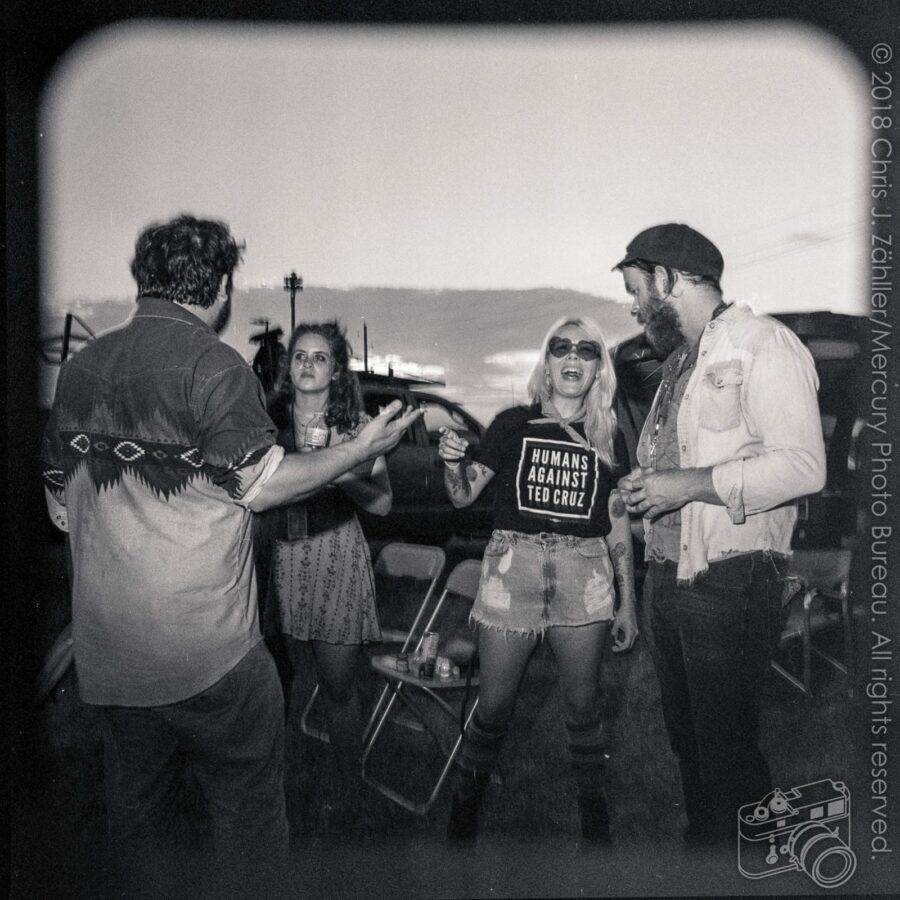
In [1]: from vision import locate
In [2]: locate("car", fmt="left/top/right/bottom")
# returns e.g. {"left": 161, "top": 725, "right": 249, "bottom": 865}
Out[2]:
{"left": 356, "top": 372, "right": 495, "bottom": 543}
{"left": 39, "top": 311, "right": 866, "bottom": 552}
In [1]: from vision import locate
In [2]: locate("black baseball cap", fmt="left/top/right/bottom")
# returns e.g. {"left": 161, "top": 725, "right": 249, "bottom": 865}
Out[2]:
{"left": 613, "top": 223, "right": 724, "bottom": 278}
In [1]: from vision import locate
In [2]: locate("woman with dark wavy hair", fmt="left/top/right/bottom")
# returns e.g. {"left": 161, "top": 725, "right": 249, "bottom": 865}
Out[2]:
{"left": 265, "top": 320, "right": 392, "bottom": 781}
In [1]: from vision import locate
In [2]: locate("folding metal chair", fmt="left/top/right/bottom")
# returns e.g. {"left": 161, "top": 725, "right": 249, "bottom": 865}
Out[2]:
{"left": 771, "top": 548, "right": 855, "bottom": 699}
{"left": 299, "top": 542, "right": 446, "bottom": 743}
{"left": 361, "top": 558, "right": 482, "bottom": 814}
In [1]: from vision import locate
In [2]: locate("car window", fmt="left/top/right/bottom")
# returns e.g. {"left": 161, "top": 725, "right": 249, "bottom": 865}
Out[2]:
{"left": 419, "top": 400, "right": 480, "bottom": 446}
{"left": 361, "top": 390, "right": 417, "bottom": 444}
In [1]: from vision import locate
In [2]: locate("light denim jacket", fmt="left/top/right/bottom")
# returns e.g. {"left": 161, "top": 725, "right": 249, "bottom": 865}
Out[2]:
{"left": 637, "top": 303, "right": 827, "bottom": 583}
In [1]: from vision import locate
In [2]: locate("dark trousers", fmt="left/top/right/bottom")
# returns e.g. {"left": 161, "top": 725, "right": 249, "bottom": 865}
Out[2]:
{"left": 645, "top": 553, "right": 788, "bottom": 837}
{"left": 99, "top": 641, "right": 289, "bottom": 896}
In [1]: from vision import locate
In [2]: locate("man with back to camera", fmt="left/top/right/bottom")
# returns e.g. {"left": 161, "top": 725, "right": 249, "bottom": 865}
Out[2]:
{"left": 40, "top": 214, "right": 420, "bottom": 890}
{"left": 613, "top": 223, "right": 826, "bottom": 844}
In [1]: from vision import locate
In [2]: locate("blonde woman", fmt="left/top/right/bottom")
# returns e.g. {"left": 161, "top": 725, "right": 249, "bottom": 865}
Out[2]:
{"left": 439, "top": 315, "right": 638, "bottom": 846}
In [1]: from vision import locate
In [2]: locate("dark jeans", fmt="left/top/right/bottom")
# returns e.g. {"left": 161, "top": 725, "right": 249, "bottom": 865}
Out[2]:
{"left": 645, "top": 552, "right": 789, "bottom": 838}
{"left": 99, "top": 641, "right": 288, "bottom": 896}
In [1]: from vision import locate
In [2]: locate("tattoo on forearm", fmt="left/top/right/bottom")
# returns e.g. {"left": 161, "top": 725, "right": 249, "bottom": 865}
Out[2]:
{"left": 469, "top": 463, "right": 489, "bottom": 482}
{"left": 445, "top": 463, "right": 472, "bottom": 498}
{"left": 611, "top": 495, "right": 626, "bottom": 518}
{"left": 611, "top": 540, "right": 635, "bottom": 590}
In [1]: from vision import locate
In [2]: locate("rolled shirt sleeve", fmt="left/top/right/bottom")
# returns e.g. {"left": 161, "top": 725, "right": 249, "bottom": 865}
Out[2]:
{"left": 44, "top": 486, "right": 69, "bottom": 532}
{"left": 194, "top": 359, "right": 279, "bottom": 499}
{"left": 234, "top": 443, "right": 285, "bottom": 508}
{"left": 711, "top": 325, "right": 826, "bottom": 522}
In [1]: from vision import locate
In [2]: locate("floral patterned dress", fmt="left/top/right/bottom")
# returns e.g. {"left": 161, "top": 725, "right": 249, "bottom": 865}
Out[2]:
{"left": 266, "top": 416, "right": 381, "bottom": 644}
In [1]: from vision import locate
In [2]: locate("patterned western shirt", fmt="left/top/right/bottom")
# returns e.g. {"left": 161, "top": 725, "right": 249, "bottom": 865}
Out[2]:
{"left": 41, "top": 296, "right": 284, "bottom": 706}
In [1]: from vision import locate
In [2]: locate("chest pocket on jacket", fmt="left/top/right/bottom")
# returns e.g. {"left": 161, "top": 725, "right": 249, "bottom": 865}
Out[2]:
{"left": 700, "top": 362, "right": 743, "bottom": 432}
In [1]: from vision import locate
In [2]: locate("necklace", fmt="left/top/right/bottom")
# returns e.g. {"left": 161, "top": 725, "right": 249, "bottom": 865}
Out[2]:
{"left": 646, "top": 301, "right": 730, "bottom": 466}
{"left": 647, "top": 346, "right": 688, "bottom": 466}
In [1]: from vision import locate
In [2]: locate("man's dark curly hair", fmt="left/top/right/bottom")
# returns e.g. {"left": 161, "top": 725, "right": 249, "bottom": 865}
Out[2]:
{"left": 130, "top": 214, "right": 245, "bottom": 308}
{"left": 270, "top": 320, "right": 363, "bottom": 436}
{"left": 627, "top": 257, "right": 721, "bottom": 294}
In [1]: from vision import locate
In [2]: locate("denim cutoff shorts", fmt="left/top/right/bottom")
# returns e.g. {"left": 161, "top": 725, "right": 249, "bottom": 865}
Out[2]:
{"left": 471, "top": 529, "right": 616, "bottom": 636}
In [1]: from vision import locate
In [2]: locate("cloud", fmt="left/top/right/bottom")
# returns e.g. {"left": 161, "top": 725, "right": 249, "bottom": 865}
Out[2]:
{"left": 484, "top": 349, "right": 539, "bottom": 370}
{"left": 351, "top": 353, "right": 445, "bottom": 382}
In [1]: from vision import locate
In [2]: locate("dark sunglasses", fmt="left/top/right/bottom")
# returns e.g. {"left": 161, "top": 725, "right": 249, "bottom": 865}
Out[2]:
{"left": 548, "top": 337, "right": 603, "bottom": 362}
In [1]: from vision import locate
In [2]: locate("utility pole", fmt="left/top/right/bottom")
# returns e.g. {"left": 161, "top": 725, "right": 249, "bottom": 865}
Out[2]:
{"left": 282, "top": 271, "right": 303, "bottom": 335}
{"left": 62, "top": 313, "right": 73, "bottom": 362}
{"left": 362, "top": 318, "right": 369, "bottom": 373}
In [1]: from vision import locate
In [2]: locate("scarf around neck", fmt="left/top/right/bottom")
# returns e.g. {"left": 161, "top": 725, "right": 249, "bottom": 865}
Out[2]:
{"left": 528, "top": 398, "right": 592, "bottom": 452}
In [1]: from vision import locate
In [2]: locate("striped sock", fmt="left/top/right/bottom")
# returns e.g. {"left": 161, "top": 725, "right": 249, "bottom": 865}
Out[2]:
{"left": 458, "top": 710, "right": 507, "bottom": 776}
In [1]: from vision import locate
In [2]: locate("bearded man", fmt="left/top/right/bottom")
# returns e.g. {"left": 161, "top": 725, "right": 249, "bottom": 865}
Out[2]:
{"left": 613, "top": 223, "right": 826, "bottom": 844}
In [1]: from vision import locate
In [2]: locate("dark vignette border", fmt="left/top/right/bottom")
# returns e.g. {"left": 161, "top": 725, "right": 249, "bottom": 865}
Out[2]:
{"left": 7, "top": 1, "right": 900, "bottom": 893}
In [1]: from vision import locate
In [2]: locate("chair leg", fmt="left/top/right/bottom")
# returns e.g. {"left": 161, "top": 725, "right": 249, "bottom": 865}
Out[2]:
{"left": 362, "top": 687, "right": 480, "bottom": 815}
{"left": 802, "top": 625, "right": 813, "bottom": 698}
{"left": 805, "top": 588, "right": 854, "bottom": 698}
{"left": 362, "top": 683, "right": 391, "bottom": 744}
{"left": 770, "top": 658, "right": 813, "bottom": 699}
{"left": 299, "top": 683, "right": 331, "bottom": 743}
{"left": 842, "top": 592, "right": 855, "bottom": 697}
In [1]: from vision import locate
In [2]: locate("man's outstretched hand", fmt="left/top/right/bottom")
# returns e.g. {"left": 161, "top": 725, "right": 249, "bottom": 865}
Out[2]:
{"left": 356, "top": 400, "right": 423, "bottom": 459}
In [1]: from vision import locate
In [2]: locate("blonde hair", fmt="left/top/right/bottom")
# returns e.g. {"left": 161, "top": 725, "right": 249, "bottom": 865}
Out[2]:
{"left": 526, "top": 315, "right": 618, "bottom": 469}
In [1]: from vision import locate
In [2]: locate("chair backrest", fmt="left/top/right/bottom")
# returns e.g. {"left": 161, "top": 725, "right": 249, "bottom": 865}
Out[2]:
{"left": 374, "top": 543, "right": 446, "bottom": 653}
{"left": 790, "top": 548, "right": 852, "bottom": 594}
{"left": 375, "top": 542, "right": 446, "bottom": 583}
{"left": 413, "top": 558, "right": 483, "bottom": 659}
{"left": 443, "top": 558, "right": 482, "bottom": 602}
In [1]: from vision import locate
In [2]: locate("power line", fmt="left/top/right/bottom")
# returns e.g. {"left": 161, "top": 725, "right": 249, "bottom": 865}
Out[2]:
{"left": 728, "top": 221, "right": 866, "bottom": 271}
{"left": 716, "top": 195, "right": 863, "bottom": 243}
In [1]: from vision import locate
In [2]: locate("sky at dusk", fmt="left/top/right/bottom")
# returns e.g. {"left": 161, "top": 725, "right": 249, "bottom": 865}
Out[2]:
{"left": 38, "top": 21, "right": 869, "bottom": 418}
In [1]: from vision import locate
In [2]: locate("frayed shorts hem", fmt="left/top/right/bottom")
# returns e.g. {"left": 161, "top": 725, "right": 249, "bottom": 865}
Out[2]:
{"left": 469, "top": 609, "right": 613, "bottom": 639}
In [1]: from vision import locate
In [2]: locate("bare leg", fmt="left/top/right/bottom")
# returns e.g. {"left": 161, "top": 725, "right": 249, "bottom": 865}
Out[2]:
{"left": 449, "top": 627, "right": 538, "bottom": 843}
{"left": 310, "top": 640, "right": 364, "bottom": 781}
{"left": 546, "top": 622, "right": 608, "bottom": 726}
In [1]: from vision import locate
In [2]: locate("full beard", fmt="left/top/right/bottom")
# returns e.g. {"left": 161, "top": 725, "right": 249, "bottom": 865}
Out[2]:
{"left": 640, "top": 299, "right": 684, "bottom": 358}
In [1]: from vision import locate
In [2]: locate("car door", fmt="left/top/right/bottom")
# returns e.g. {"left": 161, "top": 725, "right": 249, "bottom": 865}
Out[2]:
{"left": 360, "top": 386, "right": 431, "bottom": 510}
{"left": 414, "top": 393, "right": 487, "bottom": 506}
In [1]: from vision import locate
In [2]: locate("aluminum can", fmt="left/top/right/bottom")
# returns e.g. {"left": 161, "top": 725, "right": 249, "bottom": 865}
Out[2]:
{"left": 421, "top": 631, "right": 439, "bottom": 662}
{"left": 420, "top": 631, "right": 439, "bottom": 677}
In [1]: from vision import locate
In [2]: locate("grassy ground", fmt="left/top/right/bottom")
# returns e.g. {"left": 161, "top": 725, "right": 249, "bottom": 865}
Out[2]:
{"left": 10, "top": 533, "right": 890, "bottom": 898}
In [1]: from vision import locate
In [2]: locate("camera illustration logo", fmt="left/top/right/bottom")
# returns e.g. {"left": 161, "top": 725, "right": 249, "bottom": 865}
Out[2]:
{"left": 738, "top": 778, "right": 857, "bottom": 889}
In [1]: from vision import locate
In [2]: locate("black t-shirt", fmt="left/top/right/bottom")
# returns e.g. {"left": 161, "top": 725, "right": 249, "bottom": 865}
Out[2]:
{"left": 472, "top": 404, "right": 618, "bottom": 538}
